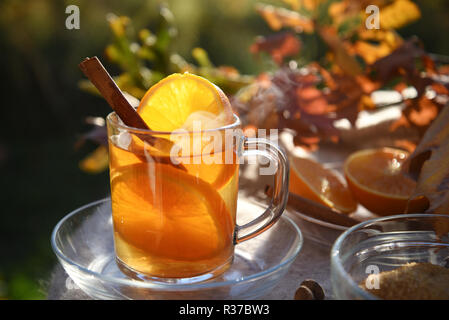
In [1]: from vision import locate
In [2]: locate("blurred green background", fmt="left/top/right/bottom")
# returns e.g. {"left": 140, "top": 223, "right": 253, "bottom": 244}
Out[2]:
{"left": 0, "top": 0, "right": 448, "bottom": 299}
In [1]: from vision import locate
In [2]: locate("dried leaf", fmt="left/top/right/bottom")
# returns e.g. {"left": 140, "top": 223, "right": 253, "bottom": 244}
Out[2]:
{"left": 370, "top": 38, "right": 426, "bottom": 83}
{"left": 318, "top": 26, "right": 362, "bottom": 76}
{"left": 255, "top": 4, "right": 314, "bottom": 33}
{"left": 251, "top": 32, "right": 301, "bottom": 65}
{"left": 404, "top": 106, "right": 449, "bottom": 215}
{"left": 391, "top": 96, "right": 443, "bottom": 136}
{"left": 353, "top": 41, "right": 395, "bottom": 65}
{"left": 358, "top": 29, "right": 403, "bottom": 48}
{"left": 233, "top": 66, "right": 375, "bottom": 149}
{"left": 282, "top": 0, "right": 300, "bottom": 10}
{"left": 380, "top": 0, "right": 421, "bottom": 30}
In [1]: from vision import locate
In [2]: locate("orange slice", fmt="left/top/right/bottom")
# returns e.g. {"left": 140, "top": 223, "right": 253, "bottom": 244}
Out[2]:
{"left": 135, "top": 72, "right": 237, "bottom": 188}
{"left": 181, "top": 149, "right": 239, "bottom": 189}
{"left": 344, "top": 147, "right": 428, "bottom": 215}
{"left": 289, "top": 155, "right": 357, "bottom": 214}
{"left": 137, "top": 73, "right": 233, "bottom": 132}
{"left": 111, "top": 163, "right": 234, "bottom": 261}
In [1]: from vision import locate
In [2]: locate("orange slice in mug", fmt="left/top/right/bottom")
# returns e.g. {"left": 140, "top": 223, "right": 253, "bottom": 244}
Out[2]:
{"left": 137, "top": 73, "right": 234, "bottom": 132}
{"left": 111, "top": 162, "right": 235, "bottom": 261}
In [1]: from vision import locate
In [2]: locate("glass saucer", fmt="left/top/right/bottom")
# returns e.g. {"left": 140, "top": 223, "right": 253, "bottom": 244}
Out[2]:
{"left": 51, "top": 198, "right": 303, "bottom": 299}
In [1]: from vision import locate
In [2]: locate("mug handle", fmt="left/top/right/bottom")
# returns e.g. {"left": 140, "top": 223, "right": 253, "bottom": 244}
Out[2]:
{"left": 234, "top": 137, "right": 290, "bottom": 244}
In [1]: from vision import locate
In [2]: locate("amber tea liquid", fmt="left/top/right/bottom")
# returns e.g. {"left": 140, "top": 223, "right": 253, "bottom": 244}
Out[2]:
{"left": 109, "top": 133, "right": 239, "bottom": 279}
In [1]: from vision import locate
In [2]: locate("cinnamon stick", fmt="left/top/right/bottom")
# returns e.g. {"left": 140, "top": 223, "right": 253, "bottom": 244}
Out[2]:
{"left": 79, "top": 57, "right": 151, "bottom": 131}
{"left": 79, "top": 56, "right": 186, "bottom": 170}
{"left": 265, "top": 185, "right": 359, "bottom": 227}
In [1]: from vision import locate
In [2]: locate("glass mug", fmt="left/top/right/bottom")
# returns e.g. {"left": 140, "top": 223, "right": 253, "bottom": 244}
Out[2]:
{"left": 106, "top": 112, "right": 289, "bottom": 283}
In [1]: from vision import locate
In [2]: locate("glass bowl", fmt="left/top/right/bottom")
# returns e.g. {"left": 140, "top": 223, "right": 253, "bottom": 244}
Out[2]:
{"left": 51, "top": 198, "right": 303, "bottom": 299}
{"left": 331, "top": 214, "right": 449, "bottom": 299}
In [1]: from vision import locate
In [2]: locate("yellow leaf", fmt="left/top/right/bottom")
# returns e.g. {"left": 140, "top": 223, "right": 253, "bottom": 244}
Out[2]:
{"left": 282, "top": 0, "right": 300, "bottom": 10}
{"left": 328, "top": 1, "right": 345, "bottom": 18}
{"left": 358, "top": 29, "right": 403, "bottom": 48}
{"left": 353, "top": 41, "right": 394, "bottom": 64}
{"left": 79, "top": 145, "right": 109, "bottom": 174}
{"left": 318, "top": 26, "right": 362, "bottom": 76}
{"left": 256, "top": 4, "right": 314, "bottom": 33}
{"left": 107, "top": 15, "right": 130, "bottom": 37}
{"left": 301, "top": 0, "right": 323, "bottom": 11}
{"left": 380, "top": 0, "right": 421, "bottom": 30}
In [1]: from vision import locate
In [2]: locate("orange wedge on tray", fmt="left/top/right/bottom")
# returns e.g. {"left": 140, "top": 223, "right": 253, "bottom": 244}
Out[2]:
{"left": 344, "top": 147, "right": 428, "bottom": 215}
{"left": 289, "top": 154, "right": 357, "bottom": 214}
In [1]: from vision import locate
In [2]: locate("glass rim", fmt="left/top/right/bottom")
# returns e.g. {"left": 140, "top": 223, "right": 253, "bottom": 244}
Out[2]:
{"left": 330, "top": 213, "right": 449, "bottom": 300}
{"left": 106, "top": 111, "right": 242, "bottom": 135}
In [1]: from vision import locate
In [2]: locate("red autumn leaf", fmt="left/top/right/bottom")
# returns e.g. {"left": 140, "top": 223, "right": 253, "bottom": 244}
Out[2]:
{"left": 429, "top": 82, "right": 449, "bottom": 96}
{"left": 370, "top": 38, "right": 426, "bottom": 83}
{"left": 250, "top": 32, "right": 301, "bottom": 65}
{"left": 391, "top": 96, "right": 443, "bottom": 136}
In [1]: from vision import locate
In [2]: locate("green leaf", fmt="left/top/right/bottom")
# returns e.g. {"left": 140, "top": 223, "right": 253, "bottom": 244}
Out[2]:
{"left": 192, "top": 48, "right": 214, "bottom": 68}
{"left": 316, "top": 0, "right": 339, "bottom": 26}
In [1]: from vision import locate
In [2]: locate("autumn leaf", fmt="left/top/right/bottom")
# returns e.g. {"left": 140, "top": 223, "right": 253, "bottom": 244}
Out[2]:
{"left": 255, "top": 3, "right": 314, "bottom": 33}
{"left": 391, "top": 96, "right": 443, "bottom": 137}
{"left": 380, "top": 0, "right": 421, "bottom": 30}
{"left": 404, "top": 106, "right": 449, "bottom": 218}
{"left": 281, "top": 0, "right": 300, "bottom": 11}
{"left": 318, "top": 26, "right": 363, "bottom": 76}
{"left": 353, "top": 40, "right": 395, "bottom": 65}
{"left": 370, "top": 38, "right": 425, "bottom": 81}
{"left": 251, "top": 32, "right": 302, "bottom": 65}
{"left": 358, "top": 29, "right": 403, "bottom": 48}
{"left": 233, "top": 66, "right": 378, "bottom": 148}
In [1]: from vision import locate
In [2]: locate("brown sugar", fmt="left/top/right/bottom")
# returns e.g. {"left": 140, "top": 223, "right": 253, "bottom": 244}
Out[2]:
{"left": 360, "top": 262, "right": 449, "bottom": 300}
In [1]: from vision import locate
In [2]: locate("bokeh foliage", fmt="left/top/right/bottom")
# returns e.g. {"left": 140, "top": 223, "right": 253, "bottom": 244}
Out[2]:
{"left": 0, "top": 0, "right": 449, "bottom": 299}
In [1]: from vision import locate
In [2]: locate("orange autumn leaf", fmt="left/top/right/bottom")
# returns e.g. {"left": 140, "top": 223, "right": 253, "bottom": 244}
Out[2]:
{"left": 404, "top": 106, "right": 449, "bottom": 217}
{"left": 255, "top": 3, "right": 314, "bottom": 33}
{"left": 318, "top": 26, "right": 363, "bottom": 76}
{"left": 391, "top": 96, "right": 442, "bottom": 136}
{"left": 241, "top": 0, "right": 446, "bottom": 154}
{"left": 251, "top": 32, "right": 301, "bottom": 65}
